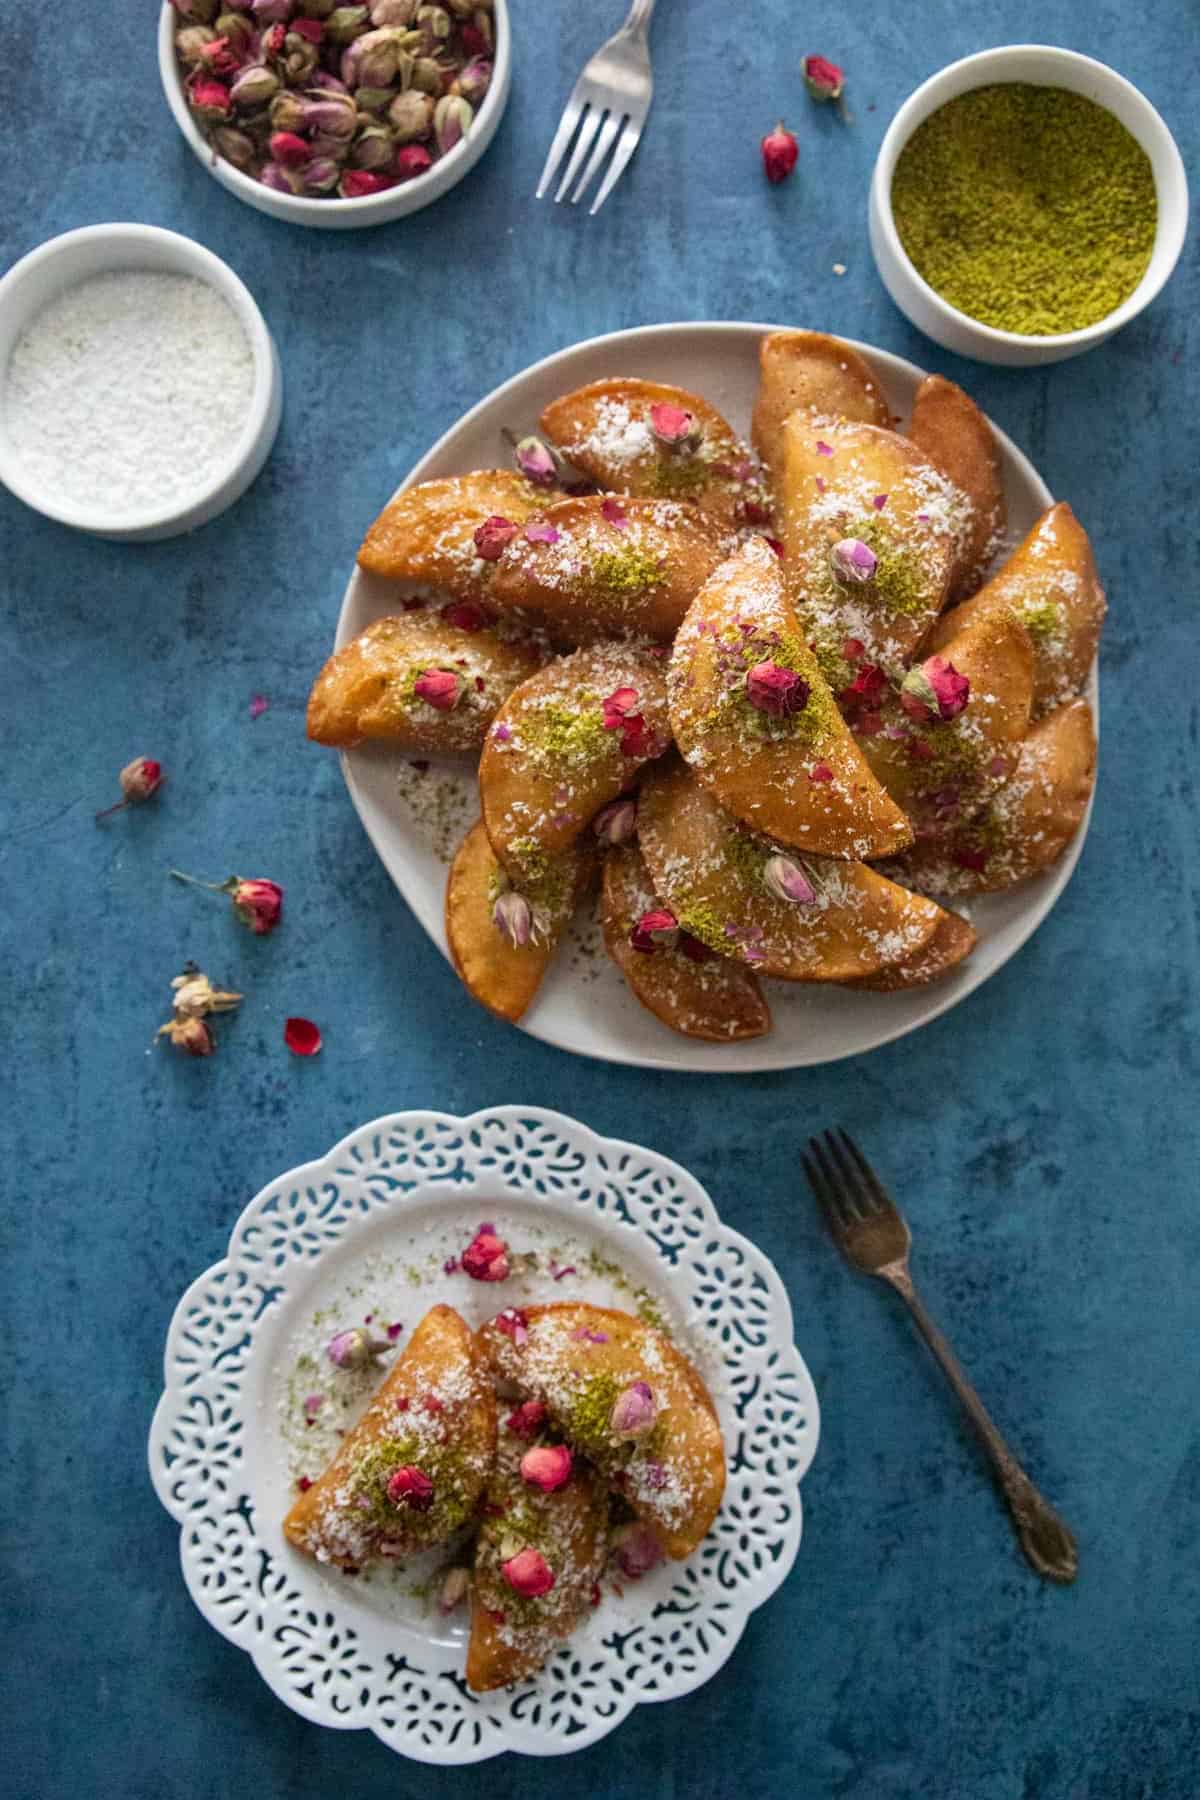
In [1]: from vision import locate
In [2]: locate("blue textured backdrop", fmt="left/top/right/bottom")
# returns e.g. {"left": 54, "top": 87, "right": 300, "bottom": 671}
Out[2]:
{"left": 2, "top": 3, "right": 1198, "bottom": 1797}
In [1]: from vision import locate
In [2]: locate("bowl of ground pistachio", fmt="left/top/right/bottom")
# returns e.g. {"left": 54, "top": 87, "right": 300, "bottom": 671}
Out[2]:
{"left": 869, "top": 45, "right": 1187, "bottom": 366}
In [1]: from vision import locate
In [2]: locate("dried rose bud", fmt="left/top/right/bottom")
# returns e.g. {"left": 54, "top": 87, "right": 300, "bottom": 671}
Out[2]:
{"left": 611, "top": 1521, "right": 664, "bottom": 1579}
{"left": 300, "top": 0, "right": 337, "bottom": 11}
{"left": 171, "top": 0, "right": 220, "bottom": 19}
{"left": 269, "top": 89, "right": 306, "bottom": 130}
{"left": 259, "top": 162, "right": 300, "bottom": 193}
{"left": 492, "top": 890, "right": 532, "bottom": 949}
{"left": 212, "top": 126, "right": 257, "bottom": 169}
{"left": 326, "top": 3, "right": 370, "bottom": 39}
{"left": 215, "top": 10, "right": 255, "bottom": 42}
{"left": 290, "top": 15, "right": 325, "bottom": 41}
{"left": 501, "top": 1548, "right": 555, "bottom": 1598}
{"left": 327, "top": 1326, "right": 390, "bottom": 1368}
{"left": 259, "top": 20, "right": 288, "bottom": 54}
{"left": 441, "top": 599, "right": 491, "bottom": 630}
{"left": 251, "top": 0, "right": 294, "bottom": 19}
{"left": 176, "top": 25, "right": 219, "bottom": 65}
{"left": 96, "top": 756, "right": 165, "bottom": 819}
{"left": 169, "top": 966, "right": 243, "bottom": 1020}
{"left": 473, "top": 514, "right": 517, "bottom": 560}
{"left": 761, "top": 120, "right": 798, "bottom": 184}
{"left": 187, "top": 75, "right": 233, "bottom": 120}
{"left": 160, "top": 1015, "right": 215, "bottom": 1057}
{"left": 409, "top": 55, "right": 445, "bottom": 94}
{"left": 505, "top": 1399, "right": 547, "bottom": 1439}
{"left": 900, "top": 656, "right": 970, "bottom": 723}
{"left": 763, "top": 854, "right": 817, "bottom": 906}
{"left": 387, "top": 1465, "right": 434, "bottom": 1509}
{"left": 350, "top": 123, "right": 395, "bottom": 168}
{"left": 434, "top": 93, "right": 473, "bottom": 154}
{"left": 340, "top": 168, "right": 393, "bottom": 196}
{"left": 630, "top": 909, "right": 678, "bottom": 954}
{"left": 415, "top": 2, "right": 451, "bottom": 50}
{"left": 452, "top": 55, "right": 491, "bottom": 105}
{"left": 349, "top": 24, "right": 406, "bottom": 84}
{"left": 592, "top": 797, "right": 637, "bottom": 845}
{"left": 396, "top": 143, "right": 434, "bottom": 178}
{"left": 829, "top": 537, "right": 878, "bottom": 585}
{"left": 609, "top": 1380, "right": 656, "bottom": 1438}
{"left": 461, "top": 1225, "right": 510, "bottom": 1282}
{"left": 303, "top": 92, "right": 359, "bottom": 137}
{"left": 230, "top": 63, "right": 280, "bottom": 106}
{"left": 438, "top": 1566, "right": 470, "bottom": 1612}
{"left": 412, "top": 667, "right": 461, "bottom": 709}
{"left": 745, "top": 661, "right": 809, "bottom": 718}
{"left": 512, "top": 435, "right": 559, "bottom": 487}
{"left": 233, "top": 877, "right": 284, "bottom": 933}
{"left": 197, "top": 35, "right": 245, "bottom": 76}
{"left": 371, "top": 0, "right": 417, "bottom": 20}
{"left": 802, "top": 53, "right": 845, "bottom": 103}
{"left": 461, "top": 12, "right": 491, "bottom": 56}
{"left": 388, "top": 88, "right": 435, "bottom": 140}
{"left": 520, "top": 1444, "right": 573, "bottom": 1492}
{"left": 270, "top": 129, "right": 310, "bottom": 167}
{"left": 649, "top": 401, "right": 701, "bottom": 453}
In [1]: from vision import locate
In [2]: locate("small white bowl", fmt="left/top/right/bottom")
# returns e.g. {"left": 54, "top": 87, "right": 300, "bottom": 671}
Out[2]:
{"left": 158, "top": 1, "right": 511, "bottom": 230}
{"left": 0, "top": 224, "right": 282, "bottom": 542}
{"left": 869, "top": 45, "right": 1188, "bottom": 366}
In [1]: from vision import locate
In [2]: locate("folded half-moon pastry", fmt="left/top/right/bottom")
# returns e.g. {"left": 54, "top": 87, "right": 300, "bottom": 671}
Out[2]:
{"left": 357, "top": 471, "right": 544, "bottom": 599}
{"left": 446, "top": 820, "right": 593, "bottom": 1023}
{"left": 906, "top": 374, "right": 1006, "bottom": 601}
{"left": 751, "top": 329, "right": 891, "bottom": 477}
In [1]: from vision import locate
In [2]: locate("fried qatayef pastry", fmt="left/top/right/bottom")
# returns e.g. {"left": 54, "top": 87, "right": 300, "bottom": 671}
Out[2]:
{"left": 927, "top": 503, "right": 1106, "bottom": 715}
{"left": 845, "top": 908, "right": 977, "bottom": 990}
{"left": 478, "top": 1303, "right": 725, "bottom": 1561}
{"left": 751, "top": 330, "right": 891, "bottom": 476}
{"left": 306, "top": 612, "right": 543, "bottom": 751}
{"left": 602, "top": 844, "right": 771, "bottom": 1041}
{"left": 466, "top": 1425, "right": 608, "bottom": 1692}
{"left": 479, "top": 643, "right": 669, "bottom": 871}
{"left": 539, "top": 377, "right": 762, "bottom": 529}
{"left": 446, "top": 820, "right": 591, "bottom": 1023}
{"left": 886, "top": 698, "right": 1096, "bottom": 897}
{"left": 907, "top": 374, "right": 1006, "bottom": 600}
{"left": 356, "top": 470, "right": 543, "bottom": 599}
{"left": 638, "top": 759, "right": 945, "bottom": 982}
{"left": 777, "top": 417, "right": 974, "bottom": 673}
{"left": 488, "top": 495, "right": 724, "bottom": 642}
{"left": 283, "top": 1305, "right": 496, "bottom": 1571}
{"left": 852, "top": 610, "right": 1035, "bottom": 831}
{"left": 668, "top": 537, "right": 912, "bottom": 859}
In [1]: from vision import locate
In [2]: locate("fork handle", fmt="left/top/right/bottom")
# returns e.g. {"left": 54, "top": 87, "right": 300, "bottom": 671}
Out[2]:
{"left": 884, "top": 1268, "right": 1079, "bottom": 1584}
{"left": 622, "top": 0, "right": 657, "bottom": 35}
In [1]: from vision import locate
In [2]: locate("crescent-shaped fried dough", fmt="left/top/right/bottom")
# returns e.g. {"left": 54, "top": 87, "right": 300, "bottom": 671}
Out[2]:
{"left": 539, "top": 377, "right": 761, "bottom": 528}
{"left": 845, "top": 908, "right": 977, "bottom": 990}
{"left": 466, "top": 1431, "right": 608, "bottom": 1693}
{"left": 751, "top": 330, "right": 891, "bottom": 476}
{"left": 445, "top": 821, "right": 591, "bottom": 1023}
{"left": 356, "top": 471, "right": 543, "bottom": 597}
{"left": 601, "top": 845, "right": 771, "bottom": 1041}
{"left": 855, "top": 610, "right": 1035, "bottom": 828}
{"left": 907, "top": 375, "right": 1006, "bottom": 600}
{"left": 306, "top": 612, "right": 543, "bottom": 751}
{"left": 927, "top": 503, "right": 1106, "bottom": 716}
{"left": 777, "top": 418, "right": 975, "bottom": 673}
{"left": 668, "top": 536, "right": 912, "bottom": 859}
{"left": 479, "top": 643, "right": 669, "bottom": 871}
{"left": 488, "top": 495, "right": 724, "bottom": 642}
{"left": 477, "top": 1303, "right": 725, "bottom": 1561}
{"left": 883, "top": 698, "right": 1096, "bottom": 897}
{"left": 283, "top": 1305, "right": 496, "bottom": 1570}
{"left": 638, "top": 759, "right": 945, "bottom": 982}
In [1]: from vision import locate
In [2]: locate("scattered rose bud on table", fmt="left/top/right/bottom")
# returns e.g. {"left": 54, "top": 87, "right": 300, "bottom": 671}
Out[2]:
{"left": 96, "top": 757, "right": 165, "bottom": 820}
{"left": 761, "top": 121, "right": 799, "bottom": 184}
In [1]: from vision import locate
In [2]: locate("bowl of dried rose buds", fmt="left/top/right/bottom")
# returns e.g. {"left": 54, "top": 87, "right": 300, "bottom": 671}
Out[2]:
{"left": 159, "top": 0, "right": 511, "bottom": 229}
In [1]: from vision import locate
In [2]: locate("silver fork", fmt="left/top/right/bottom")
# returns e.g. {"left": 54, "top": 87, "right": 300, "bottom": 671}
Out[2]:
{"left": 535, "top": 0, "right": 657, "bottom": 215}
{"left": 804, "top": 1129, "right": 1079, "bottom": 1584}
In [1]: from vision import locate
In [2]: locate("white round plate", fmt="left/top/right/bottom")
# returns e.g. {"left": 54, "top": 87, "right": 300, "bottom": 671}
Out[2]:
{"left": 149, "top": 1106, "right": 819, "bottom": 1765}
{"left": 334, "top": 323, "right": 1097, "bottom": 1070}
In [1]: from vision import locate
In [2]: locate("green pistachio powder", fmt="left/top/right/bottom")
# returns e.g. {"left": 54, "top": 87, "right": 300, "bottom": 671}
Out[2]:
{"left": 891, "top": 84, "right": 1156, "bottom": 336}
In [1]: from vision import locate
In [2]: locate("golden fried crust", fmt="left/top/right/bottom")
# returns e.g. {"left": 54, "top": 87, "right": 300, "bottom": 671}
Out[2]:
{"left": 488, "top": 494, "right": 724, "bottom": 642}
{"left": 845, "top": 908, "right": 977, "bottom": 990}
{"left": 668, "top": 537, "right": 913, "bottom": 859}
{"left": 883, "top": 698, "right": 1096, "bottom": 898}
{"left": 907, "top": 375, "right": 1006, "bottom": 600}
{"left": 445, "top": 820, "right": 590, "bottom": 1024}
{"left": 539, "top": 377, "right": 754, "bottom": 529}
{"left": 601, "top": 845, "right": 771, "bottom": 1041}
{"left": 479, "top": 643, "right": 669, "bottom": 871}
{"left": 778, "top": 418, "right": 973, "bottom": 672}
{"left": 637, "top": 759, "right": 944, "bottom": 983}
{"left": 927, "top": 503, "right": 1106, "bottom": 716}
{"left": 477, "top": 1303, "right": 725, "bottom": 1561}
{"left": 283, "top": 1306, "right": 496, "bottom": 1570}
{"left": 752, "top": 330, "right": 891, "bottom": 477}
{"left": 356, "top": 471, "right": 543, "bottom": 597}
{"left": 466, "top": 1437, "right": 608, "bottom": 1692}
{"left": 306, "top": 612, "right": 543, "bottom": 751}
{"left": 856, "top": 609, "right": 1035, "bottom": 823}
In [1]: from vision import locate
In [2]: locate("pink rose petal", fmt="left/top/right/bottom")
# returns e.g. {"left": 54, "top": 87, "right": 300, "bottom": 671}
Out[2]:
{"left": 285, "top": 1017, "right": 323, "bottom": 1057}
{"left": 249, "top": 694, "right": 269, "bottom": 720}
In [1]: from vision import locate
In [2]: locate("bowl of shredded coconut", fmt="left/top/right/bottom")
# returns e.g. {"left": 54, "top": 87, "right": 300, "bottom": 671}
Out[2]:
{"left": 0, "top": 223, "right": 282, "bottom": 541}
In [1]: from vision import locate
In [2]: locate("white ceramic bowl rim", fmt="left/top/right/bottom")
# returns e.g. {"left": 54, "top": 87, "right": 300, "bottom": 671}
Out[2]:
{"left": 157, "top": 0, "right": 510, "bottom": 222}
{"left": 0, "top": 222, "right": 276, "bottom": 535}
{"left": 874, "top": 44, "right": 1189, "bottom": 350}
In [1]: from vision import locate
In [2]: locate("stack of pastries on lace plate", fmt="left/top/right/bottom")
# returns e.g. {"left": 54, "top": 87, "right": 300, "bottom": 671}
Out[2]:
{"left": 308, "top": 331, "right": 1103, "bottom": 1042}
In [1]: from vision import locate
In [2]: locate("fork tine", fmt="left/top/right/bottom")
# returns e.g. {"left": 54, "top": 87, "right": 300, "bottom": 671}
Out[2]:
{"left": 802, "top": 1140, "right": 849, "bottom": 1235}
{"left": 535, "top": 88, "right": 586, "bottom": 199}
{"left": 821, "top": 1129, "right": 876, "bottom": 1216}
{"left": 571, "top": 109, "right": 621, "bottom": 205}
{"left": 836, "top": 1130, "right": 894, "bottom": 1214}
{"left": 588, "top": 115, "right": 642, "bottom": 215}
{"left": 555, "top": 104, "right": 603, "bottom": 202}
